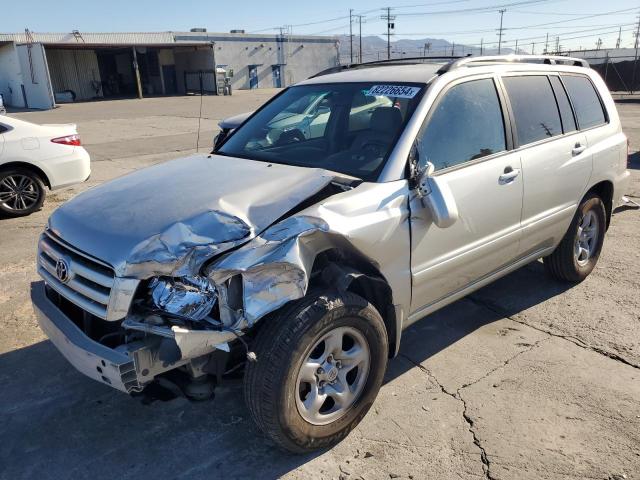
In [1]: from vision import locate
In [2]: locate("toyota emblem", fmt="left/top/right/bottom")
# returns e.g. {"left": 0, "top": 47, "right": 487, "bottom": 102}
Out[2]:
{"left": 55, "top": 258, "right": 70, "bottom": 283}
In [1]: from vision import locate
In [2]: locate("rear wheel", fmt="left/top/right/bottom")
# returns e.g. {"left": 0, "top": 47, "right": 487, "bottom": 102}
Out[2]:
{"left": 244, "top": 291, "right": 388, "bottom": 453}
{"left": 0, "top": 168, "right": 46, "bottom": 217}
{"left": 543, "top": 194, "right": 606, "bottom": 282}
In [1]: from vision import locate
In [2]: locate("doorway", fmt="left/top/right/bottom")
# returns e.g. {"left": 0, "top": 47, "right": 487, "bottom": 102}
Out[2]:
{"left": 249, "top": 65, "right": 258, "bottom": 89}
{"left": 162, "top": 65, "right": 177, "bottom": 94}
{"left": 271, "top": 65, "right": 282, "bottom": 88}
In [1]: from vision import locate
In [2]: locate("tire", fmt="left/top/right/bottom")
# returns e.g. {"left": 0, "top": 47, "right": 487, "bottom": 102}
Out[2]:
{"left": 543, "top": 193, "right": 606, "bottom": 282}
{"left": 244, "top": 290, "right": 388, "bottom": 453}
{"left": 0, "top": 167, "right": 46, "bottom": 217}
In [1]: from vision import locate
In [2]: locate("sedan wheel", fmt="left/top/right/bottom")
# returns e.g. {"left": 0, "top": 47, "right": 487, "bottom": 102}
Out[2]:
{"left": 0, "top": 169, "right": 46, "bottom": 217}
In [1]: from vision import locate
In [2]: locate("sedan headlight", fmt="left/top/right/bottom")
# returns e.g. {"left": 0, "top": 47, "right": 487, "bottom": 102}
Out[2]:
{"left": 148, "top": 275, "right": 216, "bottom": 321}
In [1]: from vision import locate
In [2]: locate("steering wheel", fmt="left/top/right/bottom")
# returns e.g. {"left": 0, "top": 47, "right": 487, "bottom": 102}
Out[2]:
{"left": 276, "top": 128, "right": 306, "bottom": 145}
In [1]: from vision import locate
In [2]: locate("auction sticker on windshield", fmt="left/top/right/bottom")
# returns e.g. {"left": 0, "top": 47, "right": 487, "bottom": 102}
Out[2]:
{"left": 366, "top": 85, "right": 421, "bottom": 98}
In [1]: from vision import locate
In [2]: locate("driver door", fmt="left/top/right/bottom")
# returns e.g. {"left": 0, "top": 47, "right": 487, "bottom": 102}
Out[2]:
{"left": 409, "top": 76, "right": 523, "bottom": 319}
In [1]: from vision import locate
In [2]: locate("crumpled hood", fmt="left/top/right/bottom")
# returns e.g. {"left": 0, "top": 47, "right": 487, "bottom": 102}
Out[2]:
{"left": 48, "top": 154, "right": 342, "bottom": 278}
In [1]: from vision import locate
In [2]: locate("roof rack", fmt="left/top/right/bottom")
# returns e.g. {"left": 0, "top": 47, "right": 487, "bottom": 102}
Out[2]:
{"left": 437, "top": 54, "right": 589, "bottom": 73}
{"left": 311, "top": 56, "right": 464, "bottom": 78}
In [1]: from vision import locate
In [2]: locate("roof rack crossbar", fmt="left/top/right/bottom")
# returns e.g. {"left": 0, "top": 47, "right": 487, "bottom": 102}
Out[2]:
{"left": 438, "top": 54, "right": 589, "bottom": 73}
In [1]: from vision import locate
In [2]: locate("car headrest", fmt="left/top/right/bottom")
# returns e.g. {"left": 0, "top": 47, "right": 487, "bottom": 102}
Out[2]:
{"left": 370, "top": 107, "right": 402, "bottom": 133}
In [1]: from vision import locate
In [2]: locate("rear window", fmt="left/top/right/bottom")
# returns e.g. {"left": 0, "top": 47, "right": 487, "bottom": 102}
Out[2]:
{"left": 503, "top": 75, "right": 562, "bottom": 146}
{"left": 561, "top": 75, "right": 606, "bottom": 130}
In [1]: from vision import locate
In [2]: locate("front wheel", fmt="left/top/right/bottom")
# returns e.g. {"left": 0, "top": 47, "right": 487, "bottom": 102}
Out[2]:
{"left": 244, "top": 291, "right": 388, "bottom": 453}
{"left": 543, "top": 193, "right": 606, "bottom": 282}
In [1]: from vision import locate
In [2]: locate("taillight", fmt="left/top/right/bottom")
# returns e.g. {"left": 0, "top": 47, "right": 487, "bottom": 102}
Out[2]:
{"left": 51, "top": 134, "right": 81, "bottom": 146}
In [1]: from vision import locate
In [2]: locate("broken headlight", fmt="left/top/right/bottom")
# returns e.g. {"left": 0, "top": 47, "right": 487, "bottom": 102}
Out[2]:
{"left": 148, "top": 275, "right": 216, "bottom": 321}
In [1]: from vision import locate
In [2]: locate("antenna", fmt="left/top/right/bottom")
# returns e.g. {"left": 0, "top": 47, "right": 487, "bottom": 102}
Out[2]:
{"left": 195, "top": 73, "right": 204, "bottom": 152}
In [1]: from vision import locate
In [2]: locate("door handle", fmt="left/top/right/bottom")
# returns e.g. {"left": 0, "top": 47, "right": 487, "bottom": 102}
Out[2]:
{"left": 499, "top": 166, "right": 520, "bottom": 184}
{"left": 572, "top": 143, "right": 587, "bottom": 156}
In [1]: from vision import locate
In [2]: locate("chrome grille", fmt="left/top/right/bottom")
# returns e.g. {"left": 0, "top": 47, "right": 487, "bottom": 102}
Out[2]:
{"left": 38, "top": 231, "right": 116, "bottom": 319}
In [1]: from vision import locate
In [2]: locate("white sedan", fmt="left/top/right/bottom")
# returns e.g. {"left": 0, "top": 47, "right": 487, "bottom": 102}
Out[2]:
{"left": 0, "top": 116, "right": 90, "bottom": 217}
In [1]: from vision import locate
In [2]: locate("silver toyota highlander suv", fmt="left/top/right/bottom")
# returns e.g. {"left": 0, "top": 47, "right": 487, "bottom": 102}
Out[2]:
{"left": 31, "top": 55, "right": 630, "bottom": 453}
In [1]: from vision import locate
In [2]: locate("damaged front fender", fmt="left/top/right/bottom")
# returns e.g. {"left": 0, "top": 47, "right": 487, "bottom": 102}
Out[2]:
{"left": 207, "top": 180, "right": 412, "bottom": 332}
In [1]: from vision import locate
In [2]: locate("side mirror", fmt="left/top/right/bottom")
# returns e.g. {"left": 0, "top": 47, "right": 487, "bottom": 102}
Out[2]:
{"left": 416, "top": 162, "right": 459, "bottom": 228}
{"left": 213, "top": 111, "right": 254, "bottom": 151}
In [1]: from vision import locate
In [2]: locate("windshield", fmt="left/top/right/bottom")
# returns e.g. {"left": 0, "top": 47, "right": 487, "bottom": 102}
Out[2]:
{"left": 218, "top": 82, "right": 425, "bottom": 181}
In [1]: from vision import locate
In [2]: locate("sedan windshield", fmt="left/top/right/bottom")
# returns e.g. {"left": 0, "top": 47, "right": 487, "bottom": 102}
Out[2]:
{"left": 218, "top": 82, "right": 425, "bottom": 181}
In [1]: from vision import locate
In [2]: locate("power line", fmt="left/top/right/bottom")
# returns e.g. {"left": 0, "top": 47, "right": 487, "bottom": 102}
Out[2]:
{"left": 394, "top": 0, "right": 552, "bottom": 17}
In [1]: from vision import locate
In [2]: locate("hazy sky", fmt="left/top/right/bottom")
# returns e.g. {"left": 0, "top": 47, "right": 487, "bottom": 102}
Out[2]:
{"left": 3, "top": 0, "right": 638, "bottom": 53}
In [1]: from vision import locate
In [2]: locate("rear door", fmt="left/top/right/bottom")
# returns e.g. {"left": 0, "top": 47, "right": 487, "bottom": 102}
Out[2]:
{"left": 409, "top": 76, "right": 523, "bottom": 317}
{"left": 501, "top": 74, "right": 591, "bottom": 256}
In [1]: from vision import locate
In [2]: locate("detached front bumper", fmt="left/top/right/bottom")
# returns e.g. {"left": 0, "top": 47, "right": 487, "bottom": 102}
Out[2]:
{"left": 32, "top": 281, "right": 157, "bottom": 393}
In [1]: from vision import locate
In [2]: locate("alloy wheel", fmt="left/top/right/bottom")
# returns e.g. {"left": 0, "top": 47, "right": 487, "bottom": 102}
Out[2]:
{"left": 574, "top": 210, "right": 599, "bottom": 266}
{"left": 295, "top": 326, "right": 370, "bottom": 426}
{"left": 0, "top": 174, "right": 40, "bottom": 212}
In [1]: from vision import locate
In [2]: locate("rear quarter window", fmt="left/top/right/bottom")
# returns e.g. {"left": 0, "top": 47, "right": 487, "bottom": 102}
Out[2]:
{"left": 561, "top": 75, "right": 606, "bottom": 130}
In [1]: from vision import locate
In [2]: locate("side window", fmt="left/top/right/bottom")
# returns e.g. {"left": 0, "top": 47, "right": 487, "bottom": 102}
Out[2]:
{"left": 503, "top": 76, "right": 562, "bottom": 146}
{"left": 549, "top": 76, "right": 577, "bottom": 134}
{"left": 561, "top": 75, "right": 606, "bottom": 130}
{"left": 417, "top": 78, "right": 506, "bottom": 171}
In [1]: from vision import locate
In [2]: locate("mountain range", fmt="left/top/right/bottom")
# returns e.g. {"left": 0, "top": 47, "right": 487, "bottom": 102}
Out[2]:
{"left": 337, "top": 35, "right": 519, "bottom": 63}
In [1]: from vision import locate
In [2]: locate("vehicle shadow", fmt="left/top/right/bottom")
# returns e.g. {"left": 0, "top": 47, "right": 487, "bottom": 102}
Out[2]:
{"left": 1, "top": 262, "right": 571, "bottom": 479}
{"left": 628, "top": 151, "right": 640, "bottom": 170}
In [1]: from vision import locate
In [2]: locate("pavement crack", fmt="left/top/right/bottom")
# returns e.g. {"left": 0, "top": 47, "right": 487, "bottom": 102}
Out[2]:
{"left": 468, "top": 295, "right": 640, "bottom": 371}
{"left": 398, "top": 354, "right": 496, "bottom": 480}
{"left": 458, "top": 336, "right": 549, "bottom": 391}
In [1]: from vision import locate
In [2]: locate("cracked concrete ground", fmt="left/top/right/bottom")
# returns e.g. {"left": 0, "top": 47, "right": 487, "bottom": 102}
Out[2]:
{"left": 1, "top": 92, "right": 639, "bottom": 480}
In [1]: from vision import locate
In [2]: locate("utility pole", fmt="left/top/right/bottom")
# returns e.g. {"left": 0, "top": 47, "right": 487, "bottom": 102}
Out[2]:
{"left": 480, "top": 38, "right": 484, "bottom": 55}
{"left": 616, "top": 26, "right": 622, "bottom": 48}
{"left": 555, "top": 36, "right": 560, "bottom": 54}
{"left": 544, "top": 33, "right": 549, "bottom": 54}
{"left": 596, "top": 38, "right": 603, "bottom": 51}
{"left": 357, "top": 15, "right": 365, "bottom": 63}
{"left": 451, "top": 42, "right": 455, "bottom": 56}
{"left": 632, "top": 15, "right": 640, "bottom": 94}
{"left": 497, "top": 9, "right": 506, "bottom": 54}
{"left": 531, "top": 42, "right": 535, "bottom": 54}
{"left": 515, "top": 39, "right": 518, "bottom": 54}
{"left": 381, "top": 7, "right": 395, "bottom": 60}
{"left": 349, "top": 9, "right": 354, "bottom": 64}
